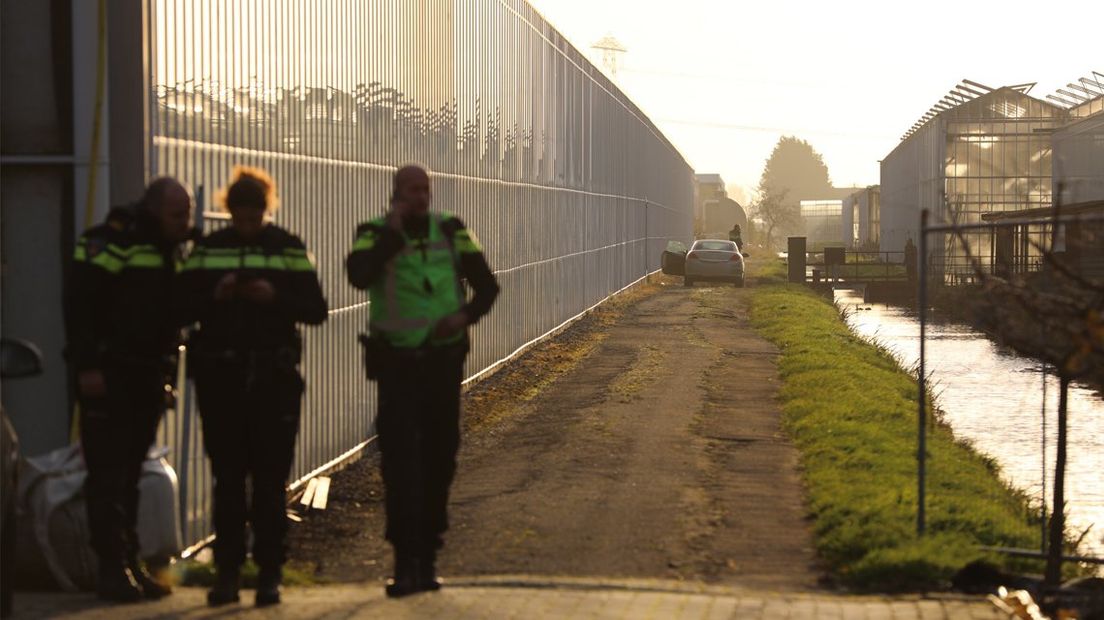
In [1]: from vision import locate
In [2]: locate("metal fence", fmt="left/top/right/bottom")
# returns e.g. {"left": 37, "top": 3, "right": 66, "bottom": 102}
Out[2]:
{"left": 146, "top": 0, "right": 694, "bottom": 550}
{"left": 916, "top": 210, "right": 1104, "bottom": 580}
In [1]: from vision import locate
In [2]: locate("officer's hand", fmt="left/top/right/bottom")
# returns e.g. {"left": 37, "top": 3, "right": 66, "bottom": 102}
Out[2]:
{"left": 239, "top": 278, "right": 276, "bottom": 304}
{"left": 387, "top": 200, "right": 409, "bottom": 231}
{"left": 78, "top": 369, "right": 107, "bottom": 398}
{"left": 432, "top": 311, "right": 469, "bottom": 339}
{"left": 214, "top": 273, "right": 238, "bottom": 301}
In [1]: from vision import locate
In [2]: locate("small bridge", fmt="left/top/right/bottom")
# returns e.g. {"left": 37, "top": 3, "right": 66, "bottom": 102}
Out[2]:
{"left": 796, "top": 250, "right": 916, "bottom": 303}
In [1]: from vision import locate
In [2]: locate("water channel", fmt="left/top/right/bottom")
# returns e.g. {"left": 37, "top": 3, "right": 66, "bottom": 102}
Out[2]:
{"left": 834, "top": 288, "right": 1104, "bottom": 558}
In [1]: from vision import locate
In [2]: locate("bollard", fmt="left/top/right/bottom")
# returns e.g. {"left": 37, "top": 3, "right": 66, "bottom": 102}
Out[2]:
{"left": 788, "top": 237, "right": 807, "bottom": 283}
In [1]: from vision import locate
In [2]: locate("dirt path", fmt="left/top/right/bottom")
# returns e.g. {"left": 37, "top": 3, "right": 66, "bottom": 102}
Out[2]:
{"left": 288, "top": 279, "right": 820, "bottom": 590}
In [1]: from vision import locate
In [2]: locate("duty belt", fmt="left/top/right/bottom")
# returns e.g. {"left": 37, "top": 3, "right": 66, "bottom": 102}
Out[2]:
{"left": 191, "top": 346, "right": 300, "bottom": 391}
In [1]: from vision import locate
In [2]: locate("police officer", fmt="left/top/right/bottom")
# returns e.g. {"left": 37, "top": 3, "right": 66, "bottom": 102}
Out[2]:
{"left": 177, "top": 167, "right": 327, "bottom": 607}
{"left": 66, "top": 177, "right": 192, "bottom": 602}
{"left": 346, "top": 164, "right": 499, "bottom": 597}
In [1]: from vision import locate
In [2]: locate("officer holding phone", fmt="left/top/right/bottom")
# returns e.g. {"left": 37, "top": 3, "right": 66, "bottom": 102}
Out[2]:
{"left": 346, "top": 164, "right": 499, "bottom": 597}
{"left": 178, "top": 166, "right": 327, "bottom": 608}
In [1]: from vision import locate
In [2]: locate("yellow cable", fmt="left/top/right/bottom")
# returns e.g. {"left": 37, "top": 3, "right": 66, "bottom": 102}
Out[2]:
{"left": 73, "top": 0, "right": 108, "bottom": 442}
{"left": 82, "top": 0, "right": 107, "bottom": 229}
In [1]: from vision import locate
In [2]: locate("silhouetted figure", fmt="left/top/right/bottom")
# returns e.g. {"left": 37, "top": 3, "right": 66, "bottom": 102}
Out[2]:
{"left": 729, "top": 224, "right": 744, "bottom": 249}
{"left": 346, "top": 165, "right": 499, "bottom": 598}
{"left": 904, "top": 237, "right": 918, "bottom": 282}
{"left": 179, "top": 167, "right": 328, "bottom": 608}
{"left": 66, "top": 177, "right": 193, "bottom": 602}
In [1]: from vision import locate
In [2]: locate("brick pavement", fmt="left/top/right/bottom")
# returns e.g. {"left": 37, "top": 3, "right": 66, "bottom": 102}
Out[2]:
{"left": 13, "top": 576, "right": 1008, "bottom": 619}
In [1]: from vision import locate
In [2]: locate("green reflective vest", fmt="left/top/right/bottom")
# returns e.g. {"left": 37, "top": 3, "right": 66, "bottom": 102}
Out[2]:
{"left": 74, "top": 239, "right": 173, "bottom": 273}
{"left": 366, "top": 214, "right": 465, "bottom": 348}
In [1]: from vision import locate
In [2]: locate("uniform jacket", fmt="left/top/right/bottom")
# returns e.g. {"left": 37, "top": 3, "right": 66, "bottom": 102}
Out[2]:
{"left": 65, "top": 206, "right": 182, "bottom": 371}
{"left": 177, "top": 224, "right": 328, "bottom": 354}
{"left": 345, "top": 213, "right": 499, "bottom": 346}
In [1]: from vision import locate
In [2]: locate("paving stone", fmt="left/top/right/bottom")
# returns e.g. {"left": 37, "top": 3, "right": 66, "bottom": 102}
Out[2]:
{"left": 12, "top": 578, "right": 1006, "bottom": 620}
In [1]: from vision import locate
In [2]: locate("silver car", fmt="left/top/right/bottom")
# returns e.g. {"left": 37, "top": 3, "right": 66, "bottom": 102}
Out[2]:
{"left": 684, "top": 239, "right": 745, "bottom": 287}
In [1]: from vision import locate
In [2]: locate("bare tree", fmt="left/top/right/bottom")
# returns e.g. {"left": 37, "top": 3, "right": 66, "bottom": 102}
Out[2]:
{"left": 751, "top": 187, "right": 794, "bottom": 250}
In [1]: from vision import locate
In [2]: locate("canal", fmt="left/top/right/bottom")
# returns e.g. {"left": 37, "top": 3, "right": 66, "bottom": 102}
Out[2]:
{"left": 835, "top": 289, "right": 1104, "bottom": 559}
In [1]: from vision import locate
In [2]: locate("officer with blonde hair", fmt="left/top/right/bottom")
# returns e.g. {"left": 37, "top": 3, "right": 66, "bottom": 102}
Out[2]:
{"left": 178, "top": 166, "right": 327, "bottom": 607}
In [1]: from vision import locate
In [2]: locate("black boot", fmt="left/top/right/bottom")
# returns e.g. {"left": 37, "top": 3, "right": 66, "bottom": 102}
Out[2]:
{"left": 385, "top": 553, "right": 421, "bottom": 598}
{"left": 206, "top": 566, "right": 241, "bottom": 607}
{"left": 419, "top": 550, "right": 442, "bottom": 592}
{"left": 128, "top": 559, "right": 171, "bottom": 599}
{"left": 96, "top": 562, "right": 143, "bottom": 603}
{"left": 255, "top": 565, "right": 282, "bottom": 607}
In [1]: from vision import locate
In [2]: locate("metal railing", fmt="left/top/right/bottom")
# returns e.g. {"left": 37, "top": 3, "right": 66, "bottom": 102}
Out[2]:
{"left": 803, "top": 250, "right": 909, "bottom": 283}
{"left": 147, "top": 0, "right": 694, "bottom": 551}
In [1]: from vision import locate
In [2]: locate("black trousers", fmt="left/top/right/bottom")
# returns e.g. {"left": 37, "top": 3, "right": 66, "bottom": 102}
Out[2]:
{"left": 79, "top": 363, "right": 166, "bottom": 566}
{"left": 194, "top": 359, "right": 303, "bottom": 570}
{"left": 375, "top": 344, "right": 465, "bottom": 558}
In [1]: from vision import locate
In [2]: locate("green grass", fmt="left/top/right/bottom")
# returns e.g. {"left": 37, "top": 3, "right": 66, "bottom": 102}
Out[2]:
{"left": 175, "top": 559, "right": 320, "bottom": 588}
{"left": 746, "top": 260, "right": 1041, "bottom": 591}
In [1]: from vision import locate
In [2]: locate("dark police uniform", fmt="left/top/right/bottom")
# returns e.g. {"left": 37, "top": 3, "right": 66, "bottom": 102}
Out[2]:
{"left": 177, "top": 224, "right": 327, "bottom": 576}
{"left": 346, "top": 212, "right": 498, "bottom": 589}
{"left": 66, "top": 206, "right": 181, "bottom": 578}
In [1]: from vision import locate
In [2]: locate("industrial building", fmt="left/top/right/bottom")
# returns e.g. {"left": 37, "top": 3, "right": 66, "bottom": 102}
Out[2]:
{"left": 791, "top": 187, "right": 863, "bottom": 249}
{"left": 799, "top": 200, "right": 844, "bottom": 249}
{"left": 841, "top": 187, "right": 880, "bottom": 250}
{"left": 694, "top": 173, "right": 747, "bottom": 238}
{"left": 879, "top": 74, "right": 1104, "bottom": 281}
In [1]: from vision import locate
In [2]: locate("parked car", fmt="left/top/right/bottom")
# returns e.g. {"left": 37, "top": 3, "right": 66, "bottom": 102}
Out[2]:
{"left": 683, "top": 239, "right": 747, "bottom": 287}
{"left": 1, "top": 338, "right": 44, "bottom": 617}
{"left": 661, "top": 240, "right": 688, "bottom": 276}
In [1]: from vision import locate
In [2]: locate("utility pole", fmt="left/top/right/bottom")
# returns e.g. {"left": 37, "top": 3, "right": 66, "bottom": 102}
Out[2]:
{"left": 591, "top": 35, "right": 627, "bottom": 79}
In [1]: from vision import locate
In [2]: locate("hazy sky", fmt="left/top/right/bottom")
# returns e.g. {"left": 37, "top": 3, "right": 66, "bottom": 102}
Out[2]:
{"left": 527, "top": 0, "right": 1102, "bottom": 204}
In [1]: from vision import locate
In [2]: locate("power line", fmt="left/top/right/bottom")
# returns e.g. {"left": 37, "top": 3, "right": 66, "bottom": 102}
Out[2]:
{"left": 654, "top": 117, "right": 898, "bottom": 140}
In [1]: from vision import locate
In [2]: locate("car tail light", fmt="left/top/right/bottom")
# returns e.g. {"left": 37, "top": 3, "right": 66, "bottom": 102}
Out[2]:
{"left": 686, "top": 252, "right": 699, "bottom": 261}
{"left": 730, "top": 254, "right": 741, "bottom": 261}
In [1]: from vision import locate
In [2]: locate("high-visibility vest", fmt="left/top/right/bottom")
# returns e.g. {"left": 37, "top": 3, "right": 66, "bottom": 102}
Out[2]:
{"left": 366, "top": 213, "right": 465, "bottom": 348}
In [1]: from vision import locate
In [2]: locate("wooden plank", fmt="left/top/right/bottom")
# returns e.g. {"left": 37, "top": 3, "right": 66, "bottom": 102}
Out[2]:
{"left": 300, "top": 477, "right": 319, "bottom": 507}
{"left": 310, "top": 477, "right": 331, "bottom": 510}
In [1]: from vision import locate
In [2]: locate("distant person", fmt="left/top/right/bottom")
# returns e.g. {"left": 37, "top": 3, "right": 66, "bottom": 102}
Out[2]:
{"left": 904, "top": 237, "right": 918, "bottom": 281}
{"left": 346, "top": 164, "right": 499, "bottom": 597}
{"left": 728, "top": 224, "right": 744, "bottom": 249}
{"left": 66, "top": 177, "right": 193, "bottom": 602}
{"left": 178, "top": 167, "right": 328, "bottom": 607}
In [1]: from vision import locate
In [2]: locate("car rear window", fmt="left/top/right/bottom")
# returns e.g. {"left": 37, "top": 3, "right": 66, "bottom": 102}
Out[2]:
{"left": 694, "top": 241, "right": 735, "bottom": 251}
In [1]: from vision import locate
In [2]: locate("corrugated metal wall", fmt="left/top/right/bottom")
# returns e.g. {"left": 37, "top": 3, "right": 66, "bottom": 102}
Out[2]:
{"left": 147, "top": 0, "right": 694, "bottom": 549}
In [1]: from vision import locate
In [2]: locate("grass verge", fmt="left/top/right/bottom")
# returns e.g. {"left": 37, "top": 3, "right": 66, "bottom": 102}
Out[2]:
{"left": 746, "top": 258, "right": 1041, "bottom": 591}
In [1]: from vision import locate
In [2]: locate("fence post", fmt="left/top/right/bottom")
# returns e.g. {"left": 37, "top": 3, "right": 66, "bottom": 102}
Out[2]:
{"left": 1041, "top": 368, "right": 1048, "bottom": 555}
{"left": 1045, "top": 376, "right": 1070, "bottom": 586}
{"left": 917, "top": 209, "right": 929, "bottom": 536}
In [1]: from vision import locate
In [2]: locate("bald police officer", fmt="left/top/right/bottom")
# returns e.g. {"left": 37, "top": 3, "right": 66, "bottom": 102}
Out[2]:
{"left": 346, "top": 165, "right": 499, "bottom": 597}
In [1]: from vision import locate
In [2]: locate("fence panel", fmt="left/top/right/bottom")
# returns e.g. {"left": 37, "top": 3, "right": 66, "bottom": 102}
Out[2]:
{"left": 147, "top": 0, "right": 694, "bottom": 550}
